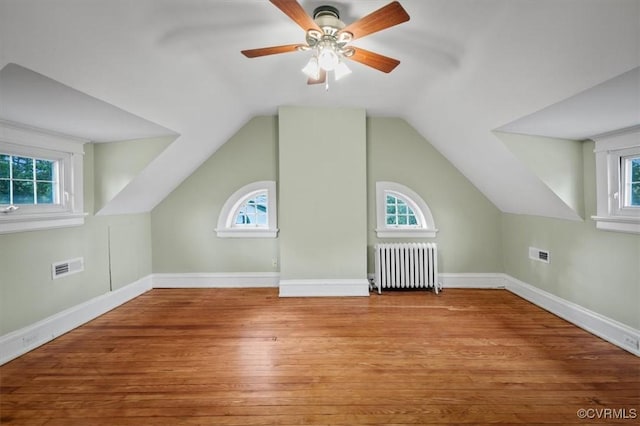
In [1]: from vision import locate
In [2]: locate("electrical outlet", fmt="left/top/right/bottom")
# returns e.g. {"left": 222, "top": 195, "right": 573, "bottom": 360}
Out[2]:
{"left": 272, "top": 258, "right": 278, "bottom": 268}
{"left": 623, "top": 335, "right": 639, "bottom": 350}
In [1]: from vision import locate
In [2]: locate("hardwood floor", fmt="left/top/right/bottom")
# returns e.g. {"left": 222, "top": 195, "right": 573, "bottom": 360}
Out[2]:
{"left": 1, "top": 288, "right": 638, "bottom": 425}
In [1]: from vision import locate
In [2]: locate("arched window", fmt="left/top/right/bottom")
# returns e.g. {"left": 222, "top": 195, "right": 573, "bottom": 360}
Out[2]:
{"left": 216, "top": 181, "right": 278, "bottom": 238}
{"left": 376, "top": 181, "right": 437, "bottom": 238}
{"left": 234, "top": 192, "right": 268, "bottom": 226}
{"left": 385, "top": 193, "right": 420, "bottom": 226}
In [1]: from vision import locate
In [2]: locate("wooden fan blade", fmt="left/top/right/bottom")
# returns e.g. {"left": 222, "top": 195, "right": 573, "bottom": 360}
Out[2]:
{"left": 349, "top": 47, "right": 400, "bottom": 73}
{"left": 340, "top": 1, "right": 410, "bottom": 41}
{"left": 241, "top": 44, "right": 303, "bottom": 58}
{"left": 307, "top": 69, "right": 327, "bottom": 85}
{"left": 270, "top": 0, "right": 322, "bottom": 32}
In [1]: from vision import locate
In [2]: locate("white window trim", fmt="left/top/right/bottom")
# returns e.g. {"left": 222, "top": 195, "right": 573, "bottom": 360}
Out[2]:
{"left": 215, "top": 180, "right": 278, "bottom": 238}
{"left": 0, "top": 121, "right": 86, "bottom": 234}
{"left": 592, "top": 127, "right": 640, "bottom": 234}
{"left": 376, "top": 181, "right": 437, "bottom": 238}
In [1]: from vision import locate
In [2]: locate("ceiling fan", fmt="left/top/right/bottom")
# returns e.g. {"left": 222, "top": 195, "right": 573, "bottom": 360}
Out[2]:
{"left": 241, "top": 0, "right": 410, "bottom": 86}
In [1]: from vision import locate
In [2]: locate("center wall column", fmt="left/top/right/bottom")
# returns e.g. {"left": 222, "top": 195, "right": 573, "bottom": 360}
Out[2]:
{"left": 278, "top": 106, "right": 369, "bottom": 296}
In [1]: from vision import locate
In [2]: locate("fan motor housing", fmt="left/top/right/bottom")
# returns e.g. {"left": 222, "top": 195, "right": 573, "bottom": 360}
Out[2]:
{"left": 313, "top": 5, "right": 345, "bottom": 31}
{"left": 313, "top": 5, "right": 339, "bottom": 19}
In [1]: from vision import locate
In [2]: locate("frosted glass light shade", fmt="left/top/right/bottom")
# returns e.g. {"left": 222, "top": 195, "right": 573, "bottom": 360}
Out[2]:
{"left": 334, "top": 61, "right": 352, "bottom": 80}
{"left": 302, "top": 56, "right": 320, "bottom": 80}
{"left": 318, "top": 48, "right": 339, "bottom": 71}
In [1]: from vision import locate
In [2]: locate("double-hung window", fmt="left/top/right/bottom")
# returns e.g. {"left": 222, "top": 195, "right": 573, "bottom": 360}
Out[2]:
{"left": 2, "top": 153, "right": 60, "bottom": 210}
{"left": 592, "top": 128, "right": 640, "bottom": 234}
{"left": 621, "top": 153, "right": 640, "bottom": 208}
{"left": 0, "top": 121, "right": 85, "bottom": 234}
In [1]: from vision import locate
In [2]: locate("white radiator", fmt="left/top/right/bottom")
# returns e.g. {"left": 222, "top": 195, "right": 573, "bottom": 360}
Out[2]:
{"left": 374, "top": 243, "right": 440, "bottom": 294}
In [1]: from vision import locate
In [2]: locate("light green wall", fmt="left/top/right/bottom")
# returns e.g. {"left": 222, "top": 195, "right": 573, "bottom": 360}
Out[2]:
{"left": 496, "top": 131, "right": 584, "bottom": 218}
{"left": 149, "top": 112, "right": 638, "bottom": 331}
{"left": 367, "top": 118, "right": 503, "bottom": 273}
{"left": 0, "top": 143, "right": 152, "bottom": 335}
{"left": 501, "top": 140, "right": 640, "bottom": 329}
{"left": 5, "top": 110, "right": 634, "bottom": 341}
{"left": 150, "top": 113, "right": 502, "bottom": 277}
{"left": 93, "top": 136, "right": 174, "bottom": 213}
{"left": 278, "top": 106, "right": 368, "bottom": 280}
{"left": 151, "top": 116, "right": 279, "bottom": 273}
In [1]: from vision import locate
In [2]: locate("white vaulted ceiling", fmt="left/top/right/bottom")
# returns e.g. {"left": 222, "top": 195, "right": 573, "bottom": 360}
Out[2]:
{"left": 0, "top": 63, "right": 176, "bottom": 142}
{"left": 0, "top": 0, "right": 638, "bottom": 217}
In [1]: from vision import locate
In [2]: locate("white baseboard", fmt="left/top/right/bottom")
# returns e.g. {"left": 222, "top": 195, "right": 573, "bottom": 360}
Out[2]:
{"left": 279, "top": 279, "right": 370, "bottom": 297}
{"left": 440, "top": 273, "right": 506, "bottom": 289}
{"left": 505, "top": 275, "right": 640, "bottom": 357}
{"left": 0, "top": 275, "right": 152, "bottom": 365}
{"left": 152, "top": 272, "right": 280, "bottom": 288}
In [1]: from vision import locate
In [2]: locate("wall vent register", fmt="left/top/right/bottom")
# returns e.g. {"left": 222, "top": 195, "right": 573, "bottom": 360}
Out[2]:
{"left": 529, "top": 247, "right": 550, "bottom": 264}
{"left": 52, "top": 257, "right": 84, "bottom": 279}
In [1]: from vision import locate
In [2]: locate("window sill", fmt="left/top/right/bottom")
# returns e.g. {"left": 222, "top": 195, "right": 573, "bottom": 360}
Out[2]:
{"left": 0, "top": 212, "right": 87, "bottom": 234}
{"left": 591, "top": 216, "right": 640, "bottom": 234}
{"left": 376, "top": 228, "right": 438, "bottom": 239}
{"left": 215, "top": 228, "right": 279, "bottom": 238}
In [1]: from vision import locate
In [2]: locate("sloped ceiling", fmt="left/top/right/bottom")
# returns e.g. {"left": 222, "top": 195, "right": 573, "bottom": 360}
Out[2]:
{"left": 0, "top": 63, "right": 176, "bottom": 142}
{"left": 497, "top": 67, "right": 640, "bottom": 140}
{"left": 0, "top": 0, "right": 638, "bottom": 218}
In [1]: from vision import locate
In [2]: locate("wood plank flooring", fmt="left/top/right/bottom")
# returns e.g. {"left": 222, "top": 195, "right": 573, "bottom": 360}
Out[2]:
{"left": 1, "top": 288, "right": 639, "bottom": 425}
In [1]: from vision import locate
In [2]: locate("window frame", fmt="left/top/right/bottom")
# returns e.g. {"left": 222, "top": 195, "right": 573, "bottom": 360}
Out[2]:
{"left": 375, "top": 181, "right": 437, "bottom": 238}
{"left": 1, "top": 149, "right": 64, "bottom": 212}
{"left": 384, "top": 191, "right": 422, "bottom": 228}
{"left": 620, "top": 153, "right": 640, "bottom": 209}
{"left": 232, "top": 190, "right": 269, "bottom": 228}
{"left": 0, "top": 121, "right": 85, "bottom": 234}
{"left": 216, "top": 180, "right": 278, "bottom": 238}
{"left": 592, "top": 127, "right": 640, "bottom": 234}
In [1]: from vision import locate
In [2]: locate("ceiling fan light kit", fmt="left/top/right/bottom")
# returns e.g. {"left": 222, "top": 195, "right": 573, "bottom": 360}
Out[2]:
{"left": 241, "top": 0, "right": 410, "bottom": 88}
{"left": 299, "top": 5, "right": 354, "bottom": 88}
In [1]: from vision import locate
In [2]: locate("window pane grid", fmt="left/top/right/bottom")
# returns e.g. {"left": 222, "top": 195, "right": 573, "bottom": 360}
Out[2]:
{"left": 623, "top": 155, "right": 640, "bottom": 207}
{"left": 385, "top": 193, "right": 419, "bottom": 227}
{"left": 234, "top": 192, "right": 268, "bottom": 227}
{"left": 0, "top": 154, "right": 58, "bottom": 205}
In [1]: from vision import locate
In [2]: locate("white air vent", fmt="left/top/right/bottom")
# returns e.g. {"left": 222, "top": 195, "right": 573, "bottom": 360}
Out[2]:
{"left": 529, "top": 247, "right": 550, "bottom": 264}
{"left": 52, "top": 257, "right": 84, "bottom": 279}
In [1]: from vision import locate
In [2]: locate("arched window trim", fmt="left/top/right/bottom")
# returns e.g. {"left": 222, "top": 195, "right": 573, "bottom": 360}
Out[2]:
{"left": 216, "top": 180, "right": 278, "bottom": 238}
{"left": 376, "top": 181, "right": 437, "bottom": 238}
